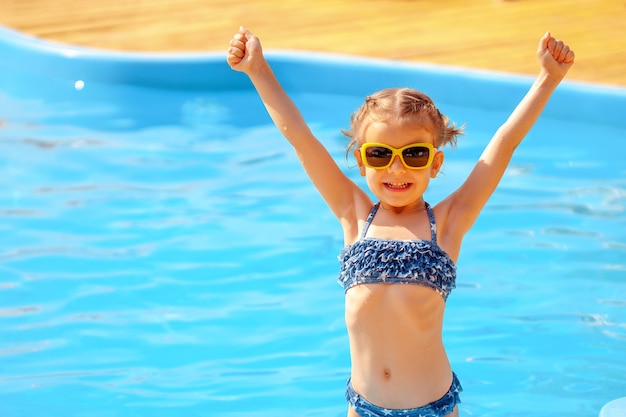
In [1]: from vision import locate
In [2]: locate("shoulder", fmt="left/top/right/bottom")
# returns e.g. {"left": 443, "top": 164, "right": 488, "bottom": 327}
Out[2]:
{"left": 339, "top": 191, "right": 374, "bottom": 246}
{"left": 431, "top": 197, "right": 465, "bottom": 262}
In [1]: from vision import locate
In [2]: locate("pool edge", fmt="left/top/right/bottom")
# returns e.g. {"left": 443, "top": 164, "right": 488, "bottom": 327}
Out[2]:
{"left": 1, "top": 24, "right": 625, "bottom": 127}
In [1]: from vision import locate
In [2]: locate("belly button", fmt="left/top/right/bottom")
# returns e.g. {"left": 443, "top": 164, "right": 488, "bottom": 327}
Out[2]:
{"left": 383, "top": 368, "right": 391, "bottom": 379}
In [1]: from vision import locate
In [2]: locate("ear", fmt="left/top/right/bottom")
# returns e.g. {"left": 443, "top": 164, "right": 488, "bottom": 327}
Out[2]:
{"left": 354, "top": 149, "right": 366, "bottom": 176}
{"left": 430, "top": 151, "right": 444, "bottom": 178}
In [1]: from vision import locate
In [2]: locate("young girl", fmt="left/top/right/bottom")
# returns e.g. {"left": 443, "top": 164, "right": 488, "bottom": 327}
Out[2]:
{"left": 227, "top": 27, "right": 574, "bottom": 417}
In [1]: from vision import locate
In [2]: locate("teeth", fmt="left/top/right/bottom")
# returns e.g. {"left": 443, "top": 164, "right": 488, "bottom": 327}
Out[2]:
{"left": 386, "top": 183, "right": 409, "bottom": 189}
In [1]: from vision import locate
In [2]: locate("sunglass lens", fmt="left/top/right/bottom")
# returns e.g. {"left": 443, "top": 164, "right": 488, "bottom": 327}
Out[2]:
{"left": 365, "top": 146, "right": 393, "bottom": 167}
{"left": 402, "top": 146, "right": 430, "bottom": 168}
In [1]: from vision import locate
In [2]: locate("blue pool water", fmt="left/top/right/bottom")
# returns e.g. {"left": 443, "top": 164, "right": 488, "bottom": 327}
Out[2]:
{"left": 1, "top": 26, "right": 625, "bottom": 417}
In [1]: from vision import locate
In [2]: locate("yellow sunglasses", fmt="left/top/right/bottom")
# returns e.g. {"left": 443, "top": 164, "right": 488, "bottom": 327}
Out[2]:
{"left": 359, "top": 142, "right": 437, "bottom": 170}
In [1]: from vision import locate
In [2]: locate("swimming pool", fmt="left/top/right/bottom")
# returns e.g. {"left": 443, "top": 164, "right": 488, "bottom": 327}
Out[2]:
{"left": 1, "top": 25, "right": 625, "bottom": 417}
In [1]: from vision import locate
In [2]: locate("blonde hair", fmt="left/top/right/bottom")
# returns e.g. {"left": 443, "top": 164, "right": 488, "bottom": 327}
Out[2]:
{"left": 343, "top": 88, "right": 463, "bottom": 156}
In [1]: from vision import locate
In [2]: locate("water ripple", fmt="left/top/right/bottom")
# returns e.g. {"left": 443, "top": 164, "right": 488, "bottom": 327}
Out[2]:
{"left": 0, "top": 244, "right": 154, "bottom": 262}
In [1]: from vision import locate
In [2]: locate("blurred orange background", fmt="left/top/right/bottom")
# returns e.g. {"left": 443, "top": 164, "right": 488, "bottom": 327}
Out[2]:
{"left": 0, "top": 0, "right": 624, "bottom": 86}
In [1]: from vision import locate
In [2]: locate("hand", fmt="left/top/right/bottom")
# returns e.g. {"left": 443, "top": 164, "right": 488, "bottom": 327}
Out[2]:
{"left": 227, "top": 26, "right": 263, "bottom": 74}
{"left": 537, "top": 32, "right": 575, "bottom": 80}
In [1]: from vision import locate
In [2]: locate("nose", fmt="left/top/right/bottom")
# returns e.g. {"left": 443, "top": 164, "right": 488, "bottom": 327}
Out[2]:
{"left": 387, "top": 155, "right": 406, "bottom": 172}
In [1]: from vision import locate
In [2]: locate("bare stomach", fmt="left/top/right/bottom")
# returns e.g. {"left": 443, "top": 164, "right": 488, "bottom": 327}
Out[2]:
{"left": 345, "top": 283, "right": 453, "bottom": 409}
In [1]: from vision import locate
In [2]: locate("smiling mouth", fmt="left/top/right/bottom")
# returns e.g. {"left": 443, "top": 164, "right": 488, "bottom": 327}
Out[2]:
{"left": 384, "top": 182, "right": 411, "bottom": 190}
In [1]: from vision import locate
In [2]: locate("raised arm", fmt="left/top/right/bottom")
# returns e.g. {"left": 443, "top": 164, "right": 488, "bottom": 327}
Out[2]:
{"left": 443, "top": 32, "right": 575, "bottom": 237}
{"left": 227, "top": 27, "right": 365, "bottom": 222}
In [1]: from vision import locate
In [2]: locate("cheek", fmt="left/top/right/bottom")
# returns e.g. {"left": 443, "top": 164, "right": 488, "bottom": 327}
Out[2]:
{"left": 364, "top": 169, "right": 381, "bottom": 184}
{"left": 364, "top": 172, "right": 382, "bottom": 193}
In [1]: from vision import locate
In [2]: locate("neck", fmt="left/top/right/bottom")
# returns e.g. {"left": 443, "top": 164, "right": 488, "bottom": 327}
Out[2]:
{"left": 378, "top": 199, "right": 426, "bottom": 214}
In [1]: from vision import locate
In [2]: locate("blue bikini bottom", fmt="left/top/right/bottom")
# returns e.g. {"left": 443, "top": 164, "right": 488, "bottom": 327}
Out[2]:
{"left": 345, "top": 373, "right": 462, "bottom": 417}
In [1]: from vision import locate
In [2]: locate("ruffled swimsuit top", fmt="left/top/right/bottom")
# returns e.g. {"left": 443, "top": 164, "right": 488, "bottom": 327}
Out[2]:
{"left": 338, "top": 202, "right": 456, "bottom": 301}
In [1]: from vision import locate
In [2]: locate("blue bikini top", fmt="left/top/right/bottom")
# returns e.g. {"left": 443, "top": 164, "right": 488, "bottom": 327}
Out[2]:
{"left": 337, "top": 202, "right": 457, "bottom": 301}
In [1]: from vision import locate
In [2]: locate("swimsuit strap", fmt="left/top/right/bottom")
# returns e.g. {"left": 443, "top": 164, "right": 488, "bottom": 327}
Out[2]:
{"left": 424, "top": 201, "right": 438, "bottom": 244}
{"left": 360, "top": 202, "right": 380, "bottom": 239}
{"left": 361, "top": 202, "right": 437, "bottom": 243}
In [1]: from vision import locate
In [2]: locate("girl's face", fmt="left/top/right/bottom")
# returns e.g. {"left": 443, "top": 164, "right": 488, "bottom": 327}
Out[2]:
{"left": 354, "top": 120, "right": 444, "bottom": 211}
